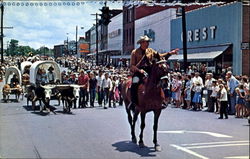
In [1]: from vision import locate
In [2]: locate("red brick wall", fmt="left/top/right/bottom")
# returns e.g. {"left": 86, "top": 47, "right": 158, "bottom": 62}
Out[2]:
{"left": 136, "top": 5, "right": 205, "bottom": 20}
{"left": 123, "top": 6, "right": 135, "bottom": 55}
{"left": 242, "top": 5, "right": 250, "bottom": 76}
{"left": 135, "top": 6, "right": 169, "bottom": 20}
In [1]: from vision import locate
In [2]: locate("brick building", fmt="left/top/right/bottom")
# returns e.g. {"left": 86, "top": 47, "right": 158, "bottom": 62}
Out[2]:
{"left": 242, "top": 4, "right": 250, "bottom": 76}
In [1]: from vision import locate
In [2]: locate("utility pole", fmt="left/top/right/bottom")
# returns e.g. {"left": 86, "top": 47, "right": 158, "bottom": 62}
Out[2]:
{"left": 66, "top": 33, "right": 69, "bottom": 55}
{"left": 75, "top": 25, "right": 78, "bottom": 56}
{"left": 0, "top": 1, "right": 13, "bottom": 63}
{"left": 95, "top": 13, "right": 98, "bottom": 65}
{"left": 181, "top": 4, "right": 188, "bottom": 73}
{"left": 1, "top": 2, "right": 4, "bottom": 64}
{"left": 6, "top": 40, "right": 8, "bottom": 55}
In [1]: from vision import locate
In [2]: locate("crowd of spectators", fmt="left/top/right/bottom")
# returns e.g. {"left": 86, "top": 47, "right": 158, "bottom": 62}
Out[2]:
{"left": 0, "top": 55, "right": 249, "bottom": 119}
{"left": 161, "top": 66, "right": 250, "bottom": 119}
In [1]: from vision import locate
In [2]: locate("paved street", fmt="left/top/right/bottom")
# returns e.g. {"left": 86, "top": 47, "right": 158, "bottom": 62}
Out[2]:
{"left": 0, "top": 82, "right": 249, "bottom": 159}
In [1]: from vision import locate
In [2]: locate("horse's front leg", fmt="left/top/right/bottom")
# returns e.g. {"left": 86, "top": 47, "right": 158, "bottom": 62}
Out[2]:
{"left": 153, "top": 109, "right": 162, "bottom": 151}
{"left": 139, "top": 112, "right": 146, "bottom": 148}
{"left": 126, "top": 107, "right": 138, "bottom": 143}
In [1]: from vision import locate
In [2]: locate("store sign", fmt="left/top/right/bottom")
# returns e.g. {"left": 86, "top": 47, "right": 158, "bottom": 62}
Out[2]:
{"left": 109, "top": 29, "right": 121, "bottom": 38}
{"left": 181, "top": 26, "right": 217, "bottom": 42}
{"left": 241, "top": 42, "right": 250, "bottom": 50}
{"left": 144, "top": 29, "right": 155, "bottom": 42}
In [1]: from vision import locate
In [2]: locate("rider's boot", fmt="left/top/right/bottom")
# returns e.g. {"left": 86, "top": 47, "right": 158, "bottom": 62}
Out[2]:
{"left": 129, "top": 83, "right": 138, "bottom": 112}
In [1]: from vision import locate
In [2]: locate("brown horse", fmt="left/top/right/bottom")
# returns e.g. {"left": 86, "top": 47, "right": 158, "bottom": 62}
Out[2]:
{"left": 121, "top": 60, "right": 168, "bottom": 151}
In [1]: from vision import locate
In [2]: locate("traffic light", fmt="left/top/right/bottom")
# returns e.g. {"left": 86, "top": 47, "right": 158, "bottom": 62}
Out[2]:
{"left": 100, "top": 6, "right": 111, "bottom": 26}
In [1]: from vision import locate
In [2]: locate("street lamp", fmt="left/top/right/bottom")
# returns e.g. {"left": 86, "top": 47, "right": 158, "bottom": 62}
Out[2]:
{"left": 75, "top": 26, "right": 84, "bottom": 57}
{"left": 66, "top": 33, "right": 69, "bottom": 55}
{"left": 6, "top": 41, "right": 9, "bottom": 56}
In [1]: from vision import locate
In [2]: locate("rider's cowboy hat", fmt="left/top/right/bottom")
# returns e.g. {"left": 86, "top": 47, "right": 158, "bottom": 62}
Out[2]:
{"left": 137, "top": 35, "right": 152, "bottom": 44}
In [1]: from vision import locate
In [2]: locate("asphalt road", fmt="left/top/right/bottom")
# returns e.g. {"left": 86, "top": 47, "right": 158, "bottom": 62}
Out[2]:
{"left": 0, "top": 84, "right": 249, "bottom": 159}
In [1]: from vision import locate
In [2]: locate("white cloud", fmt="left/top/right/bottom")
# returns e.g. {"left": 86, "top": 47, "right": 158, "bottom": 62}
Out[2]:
{"left": 3, "top": 1, "right": 122, "bottom": 49}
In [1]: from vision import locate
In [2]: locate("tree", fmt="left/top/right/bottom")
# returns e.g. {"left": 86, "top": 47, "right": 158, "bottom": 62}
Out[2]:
{"left": 16, "top": 46, "right": 35, "bottom": 56}
{"left": 9, "top": 39, "right": 19, "bottom": 56}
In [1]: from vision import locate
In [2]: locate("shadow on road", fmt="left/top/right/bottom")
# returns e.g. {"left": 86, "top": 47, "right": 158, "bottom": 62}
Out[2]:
{"left": 55, "top": 110, "right": 76, "bottom": 115}
{"left": 31, "top": 111, "right": 50, "bottom": 116}
{"left": 23, "top": 105, "right": 40, "bottom": 111}
{"left": 23, "top": 106, "right": 58, "bottom": 116}
{"left": 112, "top": 141, "right": 156, "bottom": 157}
{"left": 1, "top": 99, "right": 19, "bottom": 103}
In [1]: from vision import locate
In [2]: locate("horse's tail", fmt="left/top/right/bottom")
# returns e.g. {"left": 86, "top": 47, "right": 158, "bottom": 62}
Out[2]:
{"left": 120, "top": 79, "right": 131, "bottom": 109}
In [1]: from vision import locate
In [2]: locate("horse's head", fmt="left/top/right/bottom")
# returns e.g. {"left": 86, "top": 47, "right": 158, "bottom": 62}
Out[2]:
{"left": 149, "top": 59, "right": 169, "bottom": 84}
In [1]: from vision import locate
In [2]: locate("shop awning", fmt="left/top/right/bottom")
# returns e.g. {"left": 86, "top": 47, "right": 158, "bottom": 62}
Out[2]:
{"left": 168, "top": 44, "right": 231, "bottom": 62}
{"left": 110, "top": 55, "right": 131, "bottom": 59}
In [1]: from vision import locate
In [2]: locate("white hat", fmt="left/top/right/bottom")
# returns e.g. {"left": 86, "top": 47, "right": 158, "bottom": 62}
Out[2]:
{"left": 137, "top": 35, "right": 152, "bottom": 44}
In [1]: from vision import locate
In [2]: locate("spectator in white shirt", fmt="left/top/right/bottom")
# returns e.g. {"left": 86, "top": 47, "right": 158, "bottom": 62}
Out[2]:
{"left": 102, "top": 73, "right": 113, "bottom": 109}
{"left": 218, "top": 84, "right": 228, "bottom": 119}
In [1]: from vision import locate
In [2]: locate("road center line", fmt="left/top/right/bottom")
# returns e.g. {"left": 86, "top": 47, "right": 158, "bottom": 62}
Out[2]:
{"left": 181, "top": 140, "right": 249, "bottom": 146}
{"left": 185, "top": 143, "right": 249, "bottom": 149}
{"left": 158, "top": 130, "right": 232, "bottom": 138}
{"left": 171, "top": 144, "right": 209, "bottom": 159}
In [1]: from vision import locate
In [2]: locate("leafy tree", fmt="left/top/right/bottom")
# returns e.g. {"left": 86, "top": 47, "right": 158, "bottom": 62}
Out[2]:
{"left": 7, "top": 39, "right": 54, "bottom": 57}
{"left": 16, "top": 46, "right": 35, "bottom": 56}
{"left": 9, "top": 39, "right": 19, "bottom": 56}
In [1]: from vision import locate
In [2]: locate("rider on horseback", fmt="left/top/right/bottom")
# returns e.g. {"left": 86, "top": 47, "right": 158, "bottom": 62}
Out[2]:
{"left": 129, "top": 35, "right": 178, "bottom": 111}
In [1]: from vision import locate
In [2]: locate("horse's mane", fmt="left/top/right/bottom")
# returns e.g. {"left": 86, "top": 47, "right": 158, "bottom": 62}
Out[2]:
{"left": 145, "top": 62, "right": 163, "bottom": 89}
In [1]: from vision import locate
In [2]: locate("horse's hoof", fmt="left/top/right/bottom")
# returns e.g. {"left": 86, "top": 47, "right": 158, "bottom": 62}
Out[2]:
{"left": 132, "top": 137, "right": 137, "bottom": 144}
{"left": 139, "top": 142, "right": 145, "bottom": 148}
{"left": 155, "top": 144, "right": 161, "bottom": 152}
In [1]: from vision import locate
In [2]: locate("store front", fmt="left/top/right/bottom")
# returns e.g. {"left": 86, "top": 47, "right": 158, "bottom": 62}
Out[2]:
{"left": 108, "top": 13, "right": 123, "bottom": 67}
{"left": 171, "top": 2, "right": 243, "bottom": 75}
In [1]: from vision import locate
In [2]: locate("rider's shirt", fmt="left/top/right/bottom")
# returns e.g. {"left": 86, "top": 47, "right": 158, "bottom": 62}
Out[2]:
{"left": 130, "top": 47, "right": 160, "bottom": 74}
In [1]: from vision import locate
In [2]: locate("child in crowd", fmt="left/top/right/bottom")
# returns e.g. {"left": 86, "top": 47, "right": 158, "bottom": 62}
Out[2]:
{"left": 192, "top": 81, "right": 203, "bottom": 111}
{"left": 245, "top": 87, "right": 250, "bottom": 118}
{"left": 172, "top": 75, "right": 182, "bottom": 108}
{"left": 235, "top": 84, "right": 245, "bottom": 118}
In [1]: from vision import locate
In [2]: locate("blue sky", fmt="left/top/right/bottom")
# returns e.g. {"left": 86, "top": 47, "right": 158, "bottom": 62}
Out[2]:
{"left": 3, "top": 1, "right": 122, "bottom": 49}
